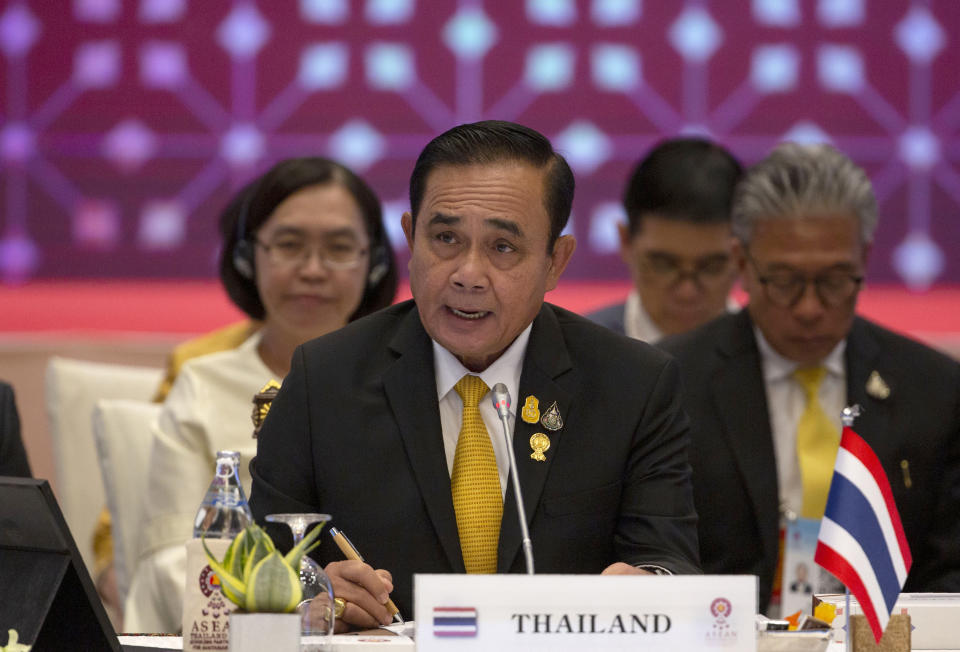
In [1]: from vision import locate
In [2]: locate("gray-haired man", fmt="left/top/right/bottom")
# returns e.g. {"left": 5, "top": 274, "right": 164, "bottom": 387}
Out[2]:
{"left": 660, "top": 143, "right": 960, "bottom": 613}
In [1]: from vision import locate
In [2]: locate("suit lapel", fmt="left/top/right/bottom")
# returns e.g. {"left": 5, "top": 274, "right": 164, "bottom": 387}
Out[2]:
{"left": 382, "top": 305, "right": 465, "bottom": 572}
{"left": 710, "top": 312, "right": 781, "bottom": 563}
{"left": 498, "top": 305, "right": 573, "bottom": 571}
{"left": 844, "top": 318, "right": 891, "bottom": 453}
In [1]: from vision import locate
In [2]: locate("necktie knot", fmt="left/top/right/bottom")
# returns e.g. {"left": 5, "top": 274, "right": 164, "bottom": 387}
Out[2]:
{"left": 793, "top": 366, "right": 826, "bottom": 399}
{"left": 455, "top": 375, "right": 488, "bottom": 409}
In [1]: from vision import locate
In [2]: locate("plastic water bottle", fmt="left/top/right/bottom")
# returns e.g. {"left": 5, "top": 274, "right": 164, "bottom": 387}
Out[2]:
{"left": 184, "top": 450, "right": 252, "bottom": 651}
{"left": 193, "top": 450, "right": 252, "bottom": 539}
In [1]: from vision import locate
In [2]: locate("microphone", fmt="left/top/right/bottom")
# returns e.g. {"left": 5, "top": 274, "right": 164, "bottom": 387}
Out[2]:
{"left": 490, "top": 383, "right": 534, "bottom": 575}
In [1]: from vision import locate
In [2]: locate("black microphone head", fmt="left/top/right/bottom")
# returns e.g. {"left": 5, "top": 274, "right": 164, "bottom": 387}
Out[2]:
{"left": 491, "top": 383, "right": 511, "bottom": 418}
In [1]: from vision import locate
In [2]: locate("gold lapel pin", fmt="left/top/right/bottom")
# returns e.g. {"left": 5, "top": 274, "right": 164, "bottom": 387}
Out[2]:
{"left": 521, "top": 396, "right": 540, "bottom": 424}
{"left": 540, "top": 401, "right": 563, "bottom": 431}
{"left": 900, "top": 460, "right": 912, "bottom": 489}
{"left": 866, "top": 370, "right": 890, "bottom": 400}
{"left": 529, "top": 432, "right": 551, "bottom": 461}
{"left": 251, "top": 379, "right": 282, "bottom": 438}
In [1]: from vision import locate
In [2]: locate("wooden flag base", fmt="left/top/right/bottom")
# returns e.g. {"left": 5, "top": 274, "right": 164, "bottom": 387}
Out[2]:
{"left": 851, "top": 614, "right": 910, "bottom": 652}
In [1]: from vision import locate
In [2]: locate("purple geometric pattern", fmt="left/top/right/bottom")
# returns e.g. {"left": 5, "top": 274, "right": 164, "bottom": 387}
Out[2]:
{"left": 1, "top": 0, "right": 959, "bottom": 288}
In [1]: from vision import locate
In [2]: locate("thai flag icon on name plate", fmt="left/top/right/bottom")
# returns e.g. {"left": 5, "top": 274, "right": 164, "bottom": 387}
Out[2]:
{"left": 433, "top": 606, "right": 478, "bottom": 637}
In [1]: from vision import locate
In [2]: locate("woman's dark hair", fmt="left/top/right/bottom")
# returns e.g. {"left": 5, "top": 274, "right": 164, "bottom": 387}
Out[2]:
{"left": 218, "top": 157, "right": 397, "bottom": 321}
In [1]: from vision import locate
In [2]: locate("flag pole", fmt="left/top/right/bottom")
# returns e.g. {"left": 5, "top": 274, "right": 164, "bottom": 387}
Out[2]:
{"left": 840, "top": 405, "right": 860, "bottom": 652}
{"left": 845, "top": 588, "right": 851, "bottom": 652}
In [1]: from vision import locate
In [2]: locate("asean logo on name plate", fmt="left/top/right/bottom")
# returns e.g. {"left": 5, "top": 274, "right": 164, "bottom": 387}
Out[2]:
{"left": 706, "top": 596, "right": 738, "bottom": 645}
{"left": 433, "top": 607, "right": 478, "bottom": 637}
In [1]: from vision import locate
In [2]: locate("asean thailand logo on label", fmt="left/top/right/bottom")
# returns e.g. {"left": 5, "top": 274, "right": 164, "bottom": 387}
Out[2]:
{"left": 433, "top": 607, "right": 478, "bottom": 637}
{"left": 705, "top": 597, "right": 737, "bottom": 645}
{"left": 199, "top": 564, "right": 223, "bottom": 598}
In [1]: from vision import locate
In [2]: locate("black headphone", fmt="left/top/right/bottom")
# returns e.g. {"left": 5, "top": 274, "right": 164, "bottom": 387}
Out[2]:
{"left": 231, "top": 186, "right": 390, "bottom": 288}
{"left": 231, "top": 186, "right": 256, "bottom": 280}
{"left": 367, "top": 244, "right": 389, "bottom": 287}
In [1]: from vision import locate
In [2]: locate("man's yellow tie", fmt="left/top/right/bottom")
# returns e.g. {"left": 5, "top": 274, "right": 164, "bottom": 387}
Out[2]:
{"left": 451, "top": 375, "right": 502, "bottom": 573}
{"left": 794, "top": 366, "right": 840, "bottom": 519}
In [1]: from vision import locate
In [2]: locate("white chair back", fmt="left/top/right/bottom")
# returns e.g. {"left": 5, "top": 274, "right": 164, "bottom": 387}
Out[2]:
{"left": 45, "top": 357, "right": 163, "bottom": 573}
{"left": 92, "top": 398, "right": 163, "bottom": 606}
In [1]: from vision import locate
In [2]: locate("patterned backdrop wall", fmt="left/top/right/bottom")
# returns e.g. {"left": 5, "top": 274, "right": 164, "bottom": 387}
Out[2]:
{"left": 1, "top": 0, "right": 959, "bottom": 287}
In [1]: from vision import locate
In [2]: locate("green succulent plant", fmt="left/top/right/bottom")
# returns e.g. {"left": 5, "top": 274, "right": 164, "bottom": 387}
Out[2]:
{"left": 203, "top": 522, "right": 323, "bottom": 613}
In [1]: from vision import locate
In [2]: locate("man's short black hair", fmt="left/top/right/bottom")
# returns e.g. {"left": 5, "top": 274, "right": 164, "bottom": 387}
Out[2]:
{"left": 623, "top": 137, "right": 743, "bottom": 236}
{"left": 219, "top": 157, "right": 398, "bottom": 321}
{"left": 408, "top": 120, "right": 574, "bottom": 248}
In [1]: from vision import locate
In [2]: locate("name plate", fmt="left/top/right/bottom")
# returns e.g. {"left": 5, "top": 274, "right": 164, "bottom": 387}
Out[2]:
{"left": 415, "top": 574, "right": 757, "bottom": 651}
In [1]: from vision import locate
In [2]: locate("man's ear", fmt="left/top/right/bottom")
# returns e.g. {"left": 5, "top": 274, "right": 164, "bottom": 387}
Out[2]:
{"left": 732, "top": 238, "right": 760, "bottom": 300}
{"left": 546, "top": 234, "right": 577, "bottom": 292}
{"left": 617, "top": 222, "right": 633, "bottom": 265}
{"left": 731, "top": 238, "right": 748, "bottom": 274}
{"left": 401, "top": 212, "right": 415, "bottom": 251}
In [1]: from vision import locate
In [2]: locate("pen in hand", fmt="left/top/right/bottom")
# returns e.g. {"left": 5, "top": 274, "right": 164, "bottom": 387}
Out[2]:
{"left": 329, "top": 526, "right": 404, "bottom": 624}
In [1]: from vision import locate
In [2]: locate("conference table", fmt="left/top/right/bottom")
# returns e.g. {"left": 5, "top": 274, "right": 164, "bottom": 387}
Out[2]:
{"left": 115, "top": 632, "right": 958, "bottom": 651}
{"left": 116, "top": 588, "right": 960, "bottom": 651}
{"left": 119, "top": 632, "right": 414, "bottom": 650}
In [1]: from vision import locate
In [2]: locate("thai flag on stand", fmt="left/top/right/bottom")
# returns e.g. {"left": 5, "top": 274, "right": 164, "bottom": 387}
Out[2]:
{"left": 814, "top": 425, "right": 912, "bottom": 643}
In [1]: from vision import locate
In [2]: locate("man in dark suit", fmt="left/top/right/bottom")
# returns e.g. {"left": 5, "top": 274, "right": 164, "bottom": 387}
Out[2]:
{"left": 660, "top": 143, "right": 960, "bottom": 613}
{"left": 0, "top": 381, "right": 31, "bottom": 478}
{"left": 250, "top": 121, "right": 700, "bottom": 629}
{"left": 588, "top": 138, "right": 742, "bottom": 341}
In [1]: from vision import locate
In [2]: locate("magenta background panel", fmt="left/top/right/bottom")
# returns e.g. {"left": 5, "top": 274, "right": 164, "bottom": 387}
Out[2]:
{"left": 1, "top": 0, "right": 959, "bottom": 287}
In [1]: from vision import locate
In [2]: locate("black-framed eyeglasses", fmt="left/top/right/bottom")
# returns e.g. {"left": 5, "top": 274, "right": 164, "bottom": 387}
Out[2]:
{"left": 640, "top": 253, "right": 733, "bottom": 290}
{"left": 254, "top": 237, "right": 368, "bottom": 270}
{"left": 745, "top": 250, "right": 863, "bottom": 308}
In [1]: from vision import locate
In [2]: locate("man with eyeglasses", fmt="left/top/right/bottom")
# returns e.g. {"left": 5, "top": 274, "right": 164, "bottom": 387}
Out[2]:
{"left": 588, "top": 137, "right": 743, "bottom": 341}
{"left": 660, "top": 143, "right": 960, "bottom": 613}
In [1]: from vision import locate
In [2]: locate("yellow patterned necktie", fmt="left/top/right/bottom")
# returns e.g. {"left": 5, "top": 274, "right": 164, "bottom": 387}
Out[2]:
{"left": 451, "top": 375, "right": 502, "bottom": 573}
{"left": 794, "top": 366, "right": 840, "bottom": 519}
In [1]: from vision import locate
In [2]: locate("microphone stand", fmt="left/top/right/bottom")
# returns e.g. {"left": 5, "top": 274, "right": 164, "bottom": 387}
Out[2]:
{"left": 491, "top": 384, "right": 534, "bottom": 575}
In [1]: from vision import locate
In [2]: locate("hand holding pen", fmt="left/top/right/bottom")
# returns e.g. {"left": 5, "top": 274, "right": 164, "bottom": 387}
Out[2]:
{"left": 328, "top": 526, "right": 404, "bottom": 626}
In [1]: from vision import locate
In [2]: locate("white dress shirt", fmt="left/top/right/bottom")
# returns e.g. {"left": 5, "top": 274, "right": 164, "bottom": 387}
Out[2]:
{"left": 624, "top": 290, "right": 664, "bottom": 342}
{"left": 624, "top": 289, "right": 741, "bottom": 343}
{"left": 754, "top": 328, "right": 847, "bottom": 518}
{"left": 432, "top": 323, "right": 532, "bottom": 498}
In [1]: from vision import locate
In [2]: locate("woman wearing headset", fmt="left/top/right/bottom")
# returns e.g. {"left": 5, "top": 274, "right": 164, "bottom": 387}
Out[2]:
{"left": 123, "top": 157, "right": 397, "bottom": 632}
